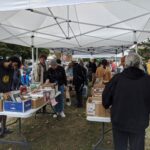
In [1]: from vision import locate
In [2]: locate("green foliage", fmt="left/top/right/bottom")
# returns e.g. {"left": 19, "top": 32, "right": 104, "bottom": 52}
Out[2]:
{"left": 137, "top": 43, "right": 150, "bottom": 61}
{"left": 0, "top": 42, "right": 50, "bottom": 61}
{"left": 35, "top": 48, "right": 50, "bottom": 58}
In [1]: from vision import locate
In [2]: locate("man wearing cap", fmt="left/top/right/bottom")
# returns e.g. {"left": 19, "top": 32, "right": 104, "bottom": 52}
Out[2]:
{"left": 46, "top": 59, "right": 67, "bottom": 118}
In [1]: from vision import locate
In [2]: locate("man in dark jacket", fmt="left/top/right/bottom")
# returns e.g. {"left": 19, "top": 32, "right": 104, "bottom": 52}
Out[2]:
{"left": 46, "top": 59, "right": 67, "bottom": 118}
{"left": 102, "top": 53, "right": 150, "bottom": 150}
{"left": 73, "top": 61, "right": 87, "bottom": 107}
{"left": 0, "top": 56, "right": 21, "bottom": 136}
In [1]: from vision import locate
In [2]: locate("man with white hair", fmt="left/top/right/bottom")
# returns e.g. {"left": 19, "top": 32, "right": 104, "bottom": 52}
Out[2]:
{"left": 102, "top": 53, "right": 150, "bottom": 150}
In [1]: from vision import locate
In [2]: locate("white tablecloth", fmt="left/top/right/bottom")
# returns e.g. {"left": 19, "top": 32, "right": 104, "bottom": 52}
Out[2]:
{"left": 87, "top": 116, "right": 111, "bottom": 123}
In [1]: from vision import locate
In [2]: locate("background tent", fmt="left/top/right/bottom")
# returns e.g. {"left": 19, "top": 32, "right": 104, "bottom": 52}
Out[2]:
{"left": 0, "top": 0, "right": 150, "bottom": 55}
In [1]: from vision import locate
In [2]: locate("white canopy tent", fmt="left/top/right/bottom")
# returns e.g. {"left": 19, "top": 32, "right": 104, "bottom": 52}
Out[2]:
{"left": 0, "top": 0, "right": 150, "bottom": 55}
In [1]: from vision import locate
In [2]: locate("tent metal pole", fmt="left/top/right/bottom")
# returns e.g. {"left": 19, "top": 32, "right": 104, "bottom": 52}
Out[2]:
{"left": 69, "top": 25, "right": 150, "bottom": 40}
{"left": 37, "top": 31, "right": 65, "bottom": 39}
{"left": 27, "top": 9, "right": 150, "bottom": 34}
{"left": 74, "top": 5, "right": 82, "bottom": 35}
{"left": 67, "top": 6, "right": 70, "bottom": 38}
{"left": 0, "top": 23, "right": 30, "bottom": 32}
{"left": 0, "top": 31, "right": 30, "bottom": 41}
{"left": 28, "top": 9, "right": 150, "bottom": 29}
{"left": 83, "top": 34, "right": 131, "bottom": 43}
{"left": 1, "top": 22, "right": 65, "bottom": 39}
{"left": 48, "top": 8, "right": 67, "bottom": 38}
{"left": 137, "top": 16, "right": 150, "bottom": 41}
{"left": 35, "top": 21, "right": 66, "bottom": 31}
{"left": 31, "top": 35, "right": 34, "bottom": 67}
{"left": 133, "top": 31, "right": 138, "bottom": 53}
{"left": 36, "top": 37, "right": 78, "bottom": 48}
{"left": 0, "top": 25, "right": 29, "bottom": 46}
{"left": 115, "top": 49, "right": 118, "bottom": 64}
{"left": 36, "top": 47, "right": 38, "bottom": 62}
{"left": 82, "top": 31, "right": 132, "bottom": 47}
{"left": 122, "top": 46, "right": 124, "bottom": 57}
{"left": 69, "top": 24, "right": 81, "bottom": 47}
{"left": 1, "top": 21, "right": 65, "bottom": 33}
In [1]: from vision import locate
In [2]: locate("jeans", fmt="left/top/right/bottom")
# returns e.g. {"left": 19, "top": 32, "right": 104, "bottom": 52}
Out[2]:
{"left": 113, "top": 128, "right": 145, "bottom": 150}
{"left": 54, "top": 85, "right": 65, "bottom": 113}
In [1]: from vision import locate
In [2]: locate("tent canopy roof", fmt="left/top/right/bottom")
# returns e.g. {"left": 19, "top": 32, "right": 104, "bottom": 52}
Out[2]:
{"left": 0, "top": 0, "right": 150, "bottom": 54}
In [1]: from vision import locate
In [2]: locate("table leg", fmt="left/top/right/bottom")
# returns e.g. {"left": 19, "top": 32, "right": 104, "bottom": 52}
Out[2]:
{"left": 0, "top": 118, "right": 31, "bottom": 150}
{"left": 0, "top": 116, "right": 5, "bottom": 136}
{"left": 93, "top": 123, "right": 105, "bottom": 150}
{"left": 18, "top": 118, "right": 21, "bottom": 134}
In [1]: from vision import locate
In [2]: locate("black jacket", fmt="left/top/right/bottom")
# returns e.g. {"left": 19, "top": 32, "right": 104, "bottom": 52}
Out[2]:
{"left": 0, "top": 62, "right": 14, "bottom": 92}
{"left": 46, "top": 65, "right": 67, "bottom": 86}
{"left": 102, "top": 67, "right": 150, "bottom": 133}
{"left": 73, "top": 63, "right": 87, "bottom": 88}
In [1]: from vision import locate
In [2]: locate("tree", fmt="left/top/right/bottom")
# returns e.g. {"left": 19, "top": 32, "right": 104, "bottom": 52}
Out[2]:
{"left": 0, "top": 42, "right": 50, "bottom": 63}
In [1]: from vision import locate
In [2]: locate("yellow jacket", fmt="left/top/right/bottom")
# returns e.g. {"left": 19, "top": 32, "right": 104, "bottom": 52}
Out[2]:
{"left": 146, "top": 63, "right": 150, "bottom": 75}
{"left": 96, "top": 66, "right": 111, "bottom": 82}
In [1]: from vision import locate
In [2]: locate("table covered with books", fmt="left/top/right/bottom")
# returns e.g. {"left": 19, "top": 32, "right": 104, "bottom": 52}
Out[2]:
{"left": 86, "top": 81, "right": 112, "bottom": 150}
{"left": 0, "top": 83, "right": 61, "bottom": 149}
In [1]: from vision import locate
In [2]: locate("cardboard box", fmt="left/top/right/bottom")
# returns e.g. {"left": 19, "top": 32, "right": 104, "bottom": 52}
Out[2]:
{"left": 91, "top": 88, "right": 104, "bottom": 97}
{"left": 4, "top": 99, "right": 32, "bottom": 112}
{"left": 86, "top": 97, "right": 110, "bottom": 117}
{"left": 91, "top": 96, "right": 102, "bottom": 102}
{"left": 93, "top": 83, "right": 105, "bottom": 89}
{"left": 32, "top": 97, "right": 45, "bottom": 108}
{"left": 0, "top": 100, "right": 3, "bottom": 111}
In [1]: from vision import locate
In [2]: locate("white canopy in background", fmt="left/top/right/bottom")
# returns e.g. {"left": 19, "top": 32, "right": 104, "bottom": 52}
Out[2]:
{"left": 0, "top": 0, "right": 150, "bottom": 55}
{"left": 72, "top": 51, "right": 129, "bottom": 58}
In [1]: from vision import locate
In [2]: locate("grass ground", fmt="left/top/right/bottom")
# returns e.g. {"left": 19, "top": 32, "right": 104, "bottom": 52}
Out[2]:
{"left": 0, "top": 97, "right": 150, "bottom": 150}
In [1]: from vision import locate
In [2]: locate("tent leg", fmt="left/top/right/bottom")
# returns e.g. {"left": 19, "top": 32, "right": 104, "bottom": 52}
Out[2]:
{"left": 36, "top": 47, "right": 38, "bottom": 62}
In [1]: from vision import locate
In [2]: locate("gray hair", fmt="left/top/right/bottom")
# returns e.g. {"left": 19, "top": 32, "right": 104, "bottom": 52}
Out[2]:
{"left": 50, "top": 59, "right": 57, "bottom": 66}
{"left": 125, "top": 53, "right": 143, "bottom": 69}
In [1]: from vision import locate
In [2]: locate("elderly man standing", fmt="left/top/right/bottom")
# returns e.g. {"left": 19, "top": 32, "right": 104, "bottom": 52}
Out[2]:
{"left": 102, "top": 53, "right": 150, "bottom": 150}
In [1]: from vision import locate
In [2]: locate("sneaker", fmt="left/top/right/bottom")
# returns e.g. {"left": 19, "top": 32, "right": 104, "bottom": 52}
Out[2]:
{"left": 53, "top": 114, "right": 57, "bottom": 118}
{"left": 66, "top": 102, "right": 71, "bottom": 106}
{"left": 66, "top": 99, "right": 71, "bottom": 106}
{"left": 60, "top": 112, "right": 66, "bottom": 118}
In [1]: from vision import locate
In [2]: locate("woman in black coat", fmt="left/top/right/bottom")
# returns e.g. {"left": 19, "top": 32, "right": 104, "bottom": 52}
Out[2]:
{"left": 102, "top": 53, "right": 150, "bottom": 150}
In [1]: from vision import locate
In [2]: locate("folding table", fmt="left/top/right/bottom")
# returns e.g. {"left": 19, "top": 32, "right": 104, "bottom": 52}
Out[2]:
{"left": 87, "top": 116, "right": 112, "bottom": 150}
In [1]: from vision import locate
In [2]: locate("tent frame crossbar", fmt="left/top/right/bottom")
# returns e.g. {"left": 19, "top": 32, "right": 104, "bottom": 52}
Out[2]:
{"left": 48, "top": 8, "right": 68, "bottom": 39}
{"left": 0, "top": 25, "right": 30, "bottom": 46}
{"left": 68, "top": 24, "right": 81, "bottom": 47}
{"left": 35, "top": 20, "right": 66, "bottom": 31}
{"left": 0, "top": 22, "right": 66, "bottom": 41}
{"left": 27, "top": 9, "right": 150, "bottom": 35}
{"left": 0, "top": 31, "right": 30, "bottom": 41}
{"left": 82, "top": 31, "right": 133, "bottom": 47}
